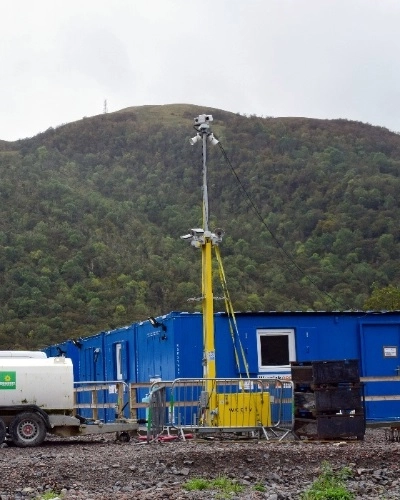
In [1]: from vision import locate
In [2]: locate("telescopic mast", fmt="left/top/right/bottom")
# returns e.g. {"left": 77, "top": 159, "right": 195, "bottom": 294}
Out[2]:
{"left": 181, "top": 114, "right": 222, "bottom": 424}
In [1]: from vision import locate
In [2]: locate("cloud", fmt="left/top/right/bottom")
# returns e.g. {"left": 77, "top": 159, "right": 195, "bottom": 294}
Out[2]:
{"left": 1, "top": 0, "right": 400, "bottom": 140}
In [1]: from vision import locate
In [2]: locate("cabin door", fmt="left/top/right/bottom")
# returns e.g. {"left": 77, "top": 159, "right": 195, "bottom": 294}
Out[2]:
{"left": 360, "top": 322, "right": 400, "bottom": 421}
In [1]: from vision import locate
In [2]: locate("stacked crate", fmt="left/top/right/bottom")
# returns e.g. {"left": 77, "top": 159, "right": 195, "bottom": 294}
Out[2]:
{"left": 292, "top": 360, "right": 365, "bottom": 440}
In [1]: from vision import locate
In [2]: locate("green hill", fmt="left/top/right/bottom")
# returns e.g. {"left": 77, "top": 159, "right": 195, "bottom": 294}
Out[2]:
{"left": 1, "top": 104, "right": 400, "bottom": 349}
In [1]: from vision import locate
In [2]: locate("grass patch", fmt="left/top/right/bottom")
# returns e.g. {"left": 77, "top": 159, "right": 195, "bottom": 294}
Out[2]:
{"left": 37, "top": 493, "right": 60, "bottom": 500}
{"left": 301, "top": 461, "right": 354, "bottom": 500}
{"left": 183, "top": 476, "right": 244, "bottom": 497}
{"left": 253, "top": 482, "right": 266, "bottom": 492}
{"left": 183, "top": 477, "right": 210, "bottom": 491}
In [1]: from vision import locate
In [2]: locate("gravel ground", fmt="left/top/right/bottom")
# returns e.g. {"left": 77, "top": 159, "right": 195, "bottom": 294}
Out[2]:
{"left": 0, "top": 428, "right": 399, "bottom": 499}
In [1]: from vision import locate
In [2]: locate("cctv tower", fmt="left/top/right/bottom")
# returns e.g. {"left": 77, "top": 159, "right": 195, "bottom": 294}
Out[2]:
{"left": 181, "top": 114, "right": 222, "bottom": 425}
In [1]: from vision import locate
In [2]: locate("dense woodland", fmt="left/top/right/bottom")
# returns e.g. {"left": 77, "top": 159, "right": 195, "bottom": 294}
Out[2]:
{"left": 1, "top": 103, "right": 400, "bottom": 349}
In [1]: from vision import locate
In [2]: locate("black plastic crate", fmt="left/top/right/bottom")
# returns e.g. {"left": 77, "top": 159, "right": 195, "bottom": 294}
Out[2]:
{"left": 314, "top": 386, "right": 363, "bottom": 412}
{"left": 316, "top": 414, "right": 365, "bottom": 439}
{"left": 295, "top": 391, "right": 316, "bottom": 411}
{"left": 312, "top": 360, "right": 360, "bottom": 385}
{"left": 291, "top": 362, "right": 313, "bottom": 383}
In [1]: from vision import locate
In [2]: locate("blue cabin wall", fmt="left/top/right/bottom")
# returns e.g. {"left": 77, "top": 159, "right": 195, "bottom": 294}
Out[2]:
{"left": 44, "top": 311, "right": 400, "bottom": 423}
{"left": 135, "top": 312, "right": 203, "bottom": 383}
{"left": 79, "top": 332, "right": 105, "bottom": 382}
{"left": 223, "top": 312, "right": 362, "bottom": 376}
{"left": 103, "top": 324, "right": 136, "bottom": 420}
{"left": 136, "top": 317, "right": 173, "bottom": 382}
{"left": 214, "top": 313, "right": 243, "bottom": 378}
{"left": 214, "top": 311, "right": 399, "bottom": 371}
{"left": 171, "top": 312, "right": 203, "bottom": 379}
{"left": 135, "top": 314, "right": 177, "bottom": 421}
{"left": 46, "top": 311, "right": 400, "bottom": 382}
{"left": 215, "top": 311, "right": 400, "bottom": 422}
{"left": 133, "top": 312, "right": 203, "bottom": 423}
{"left": 76, "top": 332, "right": 106, "bottom": 420}
{"left": 357, "top": 315, "right": 400, "bottom": 421}
{"left": 104, "top": 324, "right": 136, "bottom": 383}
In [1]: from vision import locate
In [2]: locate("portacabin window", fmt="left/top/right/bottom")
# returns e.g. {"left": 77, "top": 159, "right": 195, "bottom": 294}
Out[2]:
{"left": 257, "top": 329, "right": 296, "bottom": 373}
{"left": 115, "top": 343, "right": 123, "bottom": 380}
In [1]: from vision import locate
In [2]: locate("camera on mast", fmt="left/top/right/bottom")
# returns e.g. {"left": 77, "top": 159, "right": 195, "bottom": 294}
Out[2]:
{"left": 194, "top": 114, "right": 213, "bottom": 125}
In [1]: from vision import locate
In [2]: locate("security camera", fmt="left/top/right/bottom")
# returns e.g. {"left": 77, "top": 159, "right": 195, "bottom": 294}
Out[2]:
{"left": 211, "top": 228, "right": 224, "bottom": 245}
{"left": 194, "top": 114, "right": 213, "bottom": 125}
{"left": 191, "top": 240, "right": 202, "bottom": 248}
{"left": 190, "top": 134, "right": 201, "bottom": 145}
{"left": 207, "top": 133, "right": 219, "bottom": 146}
{"left": 190, "top": 228, "right": 205, "bottom": 236}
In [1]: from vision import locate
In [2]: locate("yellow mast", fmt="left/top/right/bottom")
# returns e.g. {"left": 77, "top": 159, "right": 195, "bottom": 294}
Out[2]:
{"left": 181, "top": 114, "right": 221, "bottom": 425}
{"left": 202, "top": 238, "right": 215, "bottom": 380}
{"left": 181, "top": 115, "right": 271, "bottom": 431}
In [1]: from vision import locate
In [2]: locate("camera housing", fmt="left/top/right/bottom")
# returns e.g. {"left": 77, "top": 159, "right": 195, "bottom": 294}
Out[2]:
{"left": 190, "top": 228, "right": 205, "bottom": 237}
{"left": 194, "top": 114, "right": 213, "bottom": 125}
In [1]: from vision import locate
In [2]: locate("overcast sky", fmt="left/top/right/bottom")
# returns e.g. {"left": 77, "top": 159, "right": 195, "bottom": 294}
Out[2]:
{"left": 1, "top": 0, "right": 400, "bottom": 141}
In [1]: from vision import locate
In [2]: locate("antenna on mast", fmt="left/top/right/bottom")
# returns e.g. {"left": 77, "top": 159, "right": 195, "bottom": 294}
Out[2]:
{"left": 103, "top": 99, "right": 108, "bottom": 114}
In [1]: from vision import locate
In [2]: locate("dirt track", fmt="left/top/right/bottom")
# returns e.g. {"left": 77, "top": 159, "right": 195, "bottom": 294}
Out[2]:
{"left": 1, "top": 428, "right": 400, "bottom": 499}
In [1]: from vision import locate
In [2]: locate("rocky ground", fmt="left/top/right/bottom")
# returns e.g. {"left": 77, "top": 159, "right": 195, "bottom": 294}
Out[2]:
{"left": 0, "top": 428, "right": 399, "bottom": 499}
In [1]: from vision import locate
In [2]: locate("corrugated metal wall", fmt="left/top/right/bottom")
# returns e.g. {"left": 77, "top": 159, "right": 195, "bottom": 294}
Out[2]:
{"left": 43, "top": 311, "right": 400, "bottom": 422}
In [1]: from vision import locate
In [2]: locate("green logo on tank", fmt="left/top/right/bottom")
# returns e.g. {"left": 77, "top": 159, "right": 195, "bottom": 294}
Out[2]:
{"left": 0, "top": 371, "right": 16, "bottom": 389}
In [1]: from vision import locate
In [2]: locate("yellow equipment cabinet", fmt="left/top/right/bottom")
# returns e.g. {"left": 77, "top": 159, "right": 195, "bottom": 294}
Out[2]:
{"left": 216, "top": 392, "right": 271, "bottom": 427}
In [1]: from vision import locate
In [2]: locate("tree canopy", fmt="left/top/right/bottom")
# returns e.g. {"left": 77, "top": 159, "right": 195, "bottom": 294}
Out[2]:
{"left": 364, "top": 285, "right": 400, "bottom": 311}
{"left": 1, "top": 104, "right": 400, "bottom": 349}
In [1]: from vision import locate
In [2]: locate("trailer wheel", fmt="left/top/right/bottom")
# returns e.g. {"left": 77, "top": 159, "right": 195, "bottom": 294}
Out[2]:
{"left": 9, "top": 412, "right": 46, "bottom": 448}
{"left": 0, "top": 418, "right": 6, "bottom": 444}
{"left": 116, "top": 431, "right": 130, "bottom": 443}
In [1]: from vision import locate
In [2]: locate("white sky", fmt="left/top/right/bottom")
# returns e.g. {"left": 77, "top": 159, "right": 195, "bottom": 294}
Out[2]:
{"left": 1, "top": 0, "right": 400, "bottom": 141}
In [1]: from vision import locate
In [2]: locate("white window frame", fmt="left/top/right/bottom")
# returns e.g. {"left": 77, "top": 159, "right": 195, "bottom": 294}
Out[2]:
{"left": 115, "top": 343, "right": 123, "bottom": 380}
{"left": 256, "top": 329, "right": 296, "bottom": 373}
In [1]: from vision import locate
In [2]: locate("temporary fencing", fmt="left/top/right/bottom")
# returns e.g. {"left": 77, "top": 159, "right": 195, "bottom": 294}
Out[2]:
{"left": 74, "top": 380, "right": 130, "bottom": 423}
{"left": 259, "top": 377, "right": 296, "bottom": 440}
{"left": 146, "top": 383, "right": 167, "bottom": 442}
{"left": 131, "top": 377, "right": 296, "bottom": 441}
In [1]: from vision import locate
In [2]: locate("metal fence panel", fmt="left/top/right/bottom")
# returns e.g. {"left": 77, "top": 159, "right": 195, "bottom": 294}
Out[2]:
{"left": 138, "top": 378, "right": 296, "bottom": 441}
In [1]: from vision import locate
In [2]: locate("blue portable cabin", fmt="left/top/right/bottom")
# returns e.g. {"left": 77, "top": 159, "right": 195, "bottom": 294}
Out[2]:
{"left": 103, "top": 324, "right": 137, "bottom": 420}
{"left": 75, "top": 331, "right": 107, "bottom": 420}
{"left": 357, "top": 311, "right": 400, "bottom": 423}
{"left": 141, "top": 311, "right": 366, "bottom": 380}
{"left": 146, "top": 310, "right": 399, "bottom": 423}
{"left": 78, "top": 331, "right": 106, "bottom": 382}
{"left": 44, "top": 310, "right": 400, "bottom": 424}
{"left": 213, "top": 310, "right": 400, "bottom": 423}
{"left": 104, "top": 324, "right": 136, "bottom": 383}
{"left": 134, "top": 312, "right": 203, "bottom": 423}
{"left": 217, "top": 311, "right": 362, "bottom": 378}
{"left": 135, "top": 312, "right": 203, "bottom": 382}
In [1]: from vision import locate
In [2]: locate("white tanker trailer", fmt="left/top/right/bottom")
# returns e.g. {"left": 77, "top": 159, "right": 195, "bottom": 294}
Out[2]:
{"left": 0, "top": 350, "right": 47, "bottom": 358}
{"left": 0, "top": 356, "right": 138, "bottom": 447}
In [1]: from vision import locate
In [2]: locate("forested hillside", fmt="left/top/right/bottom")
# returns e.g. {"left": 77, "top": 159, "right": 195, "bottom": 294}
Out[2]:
{"left": 1, "top": 103, "right": 400, "bottom": 349}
